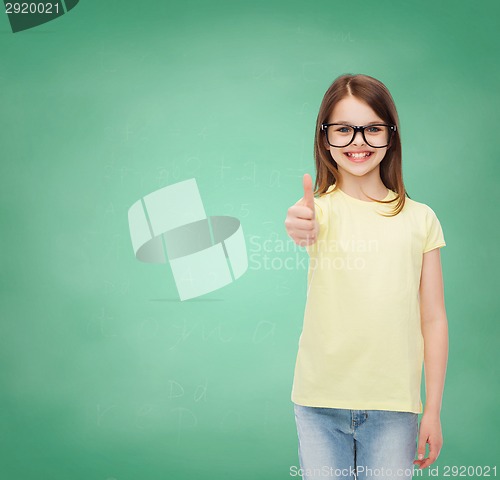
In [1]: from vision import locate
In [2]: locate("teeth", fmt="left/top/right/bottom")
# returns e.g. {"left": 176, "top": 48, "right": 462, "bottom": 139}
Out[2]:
{"left": 347, "top": 152, "right": 371, "bottom": 158}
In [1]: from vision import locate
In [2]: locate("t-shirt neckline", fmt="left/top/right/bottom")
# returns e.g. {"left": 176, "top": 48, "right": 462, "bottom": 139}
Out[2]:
{"left": 332, "top": 184, "right": 392, "bottom": 205}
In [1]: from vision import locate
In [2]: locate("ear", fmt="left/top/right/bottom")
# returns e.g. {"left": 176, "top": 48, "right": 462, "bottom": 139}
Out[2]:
{"left": 319, "top": 125, "right": 330, "bottom": 151}
{"left": 322, "top": 135, "right": 330, "bottom": 151}
{"left": 388, "top": 127, "right": 398, "bottom": 149}
{"left": 386, "top": 135, "right": 394, "bottom": 149}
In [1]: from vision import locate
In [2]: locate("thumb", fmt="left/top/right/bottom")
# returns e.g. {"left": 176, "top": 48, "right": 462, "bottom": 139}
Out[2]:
{"left": 417, "top": 434, "right": 427, "bottom": 460}
{"left": 302, "top": 173, "right": 315, "bottom": 217}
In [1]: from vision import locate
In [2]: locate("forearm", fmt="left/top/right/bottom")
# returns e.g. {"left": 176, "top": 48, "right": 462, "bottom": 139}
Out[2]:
{"left": 421, "top": 316, "right": 449, "bottom": 415}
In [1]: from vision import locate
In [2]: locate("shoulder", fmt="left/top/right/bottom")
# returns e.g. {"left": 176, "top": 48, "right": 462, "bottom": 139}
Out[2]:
{"left": 403, "top": 196, "right": 445, "bottom": 244}
{"left": 399, "top": 195, "right": 446, "bottom": 253}
{"left": 314, "top": 184, "right": 338, "bottom": 207}
{"left": 310, "top": 185, "right": 337, "bottom": 228}
{"left": 403, "top": 195, "right": 441, "bottom": 219}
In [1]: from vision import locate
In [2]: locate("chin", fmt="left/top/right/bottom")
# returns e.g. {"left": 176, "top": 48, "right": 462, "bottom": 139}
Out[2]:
{"left": 337, "top": 162, "right": 378, "bottom": 176}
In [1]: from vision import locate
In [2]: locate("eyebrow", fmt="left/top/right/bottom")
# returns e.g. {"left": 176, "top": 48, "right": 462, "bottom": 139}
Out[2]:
{"left": 332, "top": 120, "right": 385, "bottom": 125}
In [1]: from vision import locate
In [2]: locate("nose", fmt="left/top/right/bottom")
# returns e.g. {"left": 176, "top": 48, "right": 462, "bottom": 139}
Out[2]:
{"left": 352, "top": 130, "right": 366, "bottom": 145}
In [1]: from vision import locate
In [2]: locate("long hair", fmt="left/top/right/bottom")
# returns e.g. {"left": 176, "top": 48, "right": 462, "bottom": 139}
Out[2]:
{"left": 313, "top": 73, "right": 410, "bottom": 216}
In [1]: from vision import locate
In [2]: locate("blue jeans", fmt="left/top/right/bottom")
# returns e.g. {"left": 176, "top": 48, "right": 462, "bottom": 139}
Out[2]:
{"left": 293, "top": 403, "right": 419, "bottom": 479}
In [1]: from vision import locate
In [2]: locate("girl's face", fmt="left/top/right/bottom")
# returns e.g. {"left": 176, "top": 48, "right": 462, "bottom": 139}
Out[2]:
{"left": 325, "top": 95, "right": 390, "bottom": 180}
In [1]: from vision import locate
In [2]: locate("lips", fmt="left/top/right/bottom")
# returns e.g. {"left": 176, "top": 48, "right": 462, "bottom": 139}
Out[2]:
{"left": 344, "top": 151, "right": 374, "bottom": 162}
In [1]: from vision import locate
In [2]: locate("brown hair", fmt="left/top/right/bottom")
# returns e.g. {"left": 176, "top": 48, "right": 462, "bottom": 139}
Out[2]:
{"left": 313, "top": 73, "right": 410, "bottom": 216}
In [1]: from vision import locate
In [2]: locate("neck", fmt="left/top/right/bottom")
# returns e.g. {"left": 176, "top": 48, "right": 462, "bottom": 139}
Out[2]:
{"left": 336, "top": 169, "right": 388, "bottom": 201}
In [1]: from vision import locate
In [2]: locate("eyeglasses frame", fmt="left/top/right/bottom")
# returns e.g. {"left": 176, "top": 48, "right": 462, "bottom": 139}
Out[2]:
{"left": 320, "top": 122, "right": 397, "bottom": 148}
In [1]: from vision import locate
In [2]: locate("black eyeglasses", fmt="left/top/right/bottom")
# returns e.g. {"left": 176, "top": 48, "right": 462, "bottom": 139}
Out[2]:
{"left": 321, "top": 123, "right": 397, "bottom": 148}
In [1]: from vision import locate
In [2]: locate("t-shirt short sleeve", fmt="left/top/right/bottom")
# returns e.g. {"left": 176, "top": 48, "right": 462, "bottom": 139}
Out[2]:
{"left": 313, "top": 198, "right": 325, "bottom": 226}
{"left": 423, "top": 206, "right": 446, "bottom": 253}
{"left": 305, "top": 197, "right": 328, "bottom": 256}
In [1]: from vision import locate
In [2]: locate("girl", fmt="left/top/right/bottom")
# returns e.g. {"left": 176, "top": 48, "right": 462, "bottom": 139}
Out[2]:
{"left": 285, "top": 74, "right": 448, "bottom": 480}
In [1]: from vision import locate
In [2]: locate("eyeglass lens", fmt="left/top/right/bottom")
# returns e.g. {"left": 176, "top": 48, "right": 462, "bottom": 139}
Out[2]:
{"left": 327, "top": 125, "right": 391, "bottom": 148}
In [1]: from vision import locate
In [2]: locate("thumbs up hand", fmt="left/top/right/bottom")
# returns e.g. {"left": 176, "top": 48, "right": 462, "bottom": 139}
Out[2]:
{"left": 285, "top": 174, "right": 320, "bottom": 246}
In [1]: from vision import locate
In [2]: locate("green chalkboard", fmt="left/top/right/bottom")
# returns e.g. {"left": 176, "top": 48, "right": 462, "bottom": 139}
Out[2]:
{"left": 1, "top": 1, "right": 499, "bottom": 479}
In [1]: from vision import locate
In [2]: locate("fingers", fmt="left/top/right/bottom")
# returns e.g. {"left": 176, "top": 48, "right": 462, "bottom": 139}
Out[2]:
{"left": 417, "top": 435, "right": 427, "bottom": 462}
{"left": 413, "top": 432, "right": 428, "bottom": 469}
{"left": 285, "top": 211, "right": 317, "bottom": 241}
{"left": 419, "top": 439, "right": 441, "bottom": 470}
{"left": 288, "top": 217, "right": 316, "bottom": 231}
{"left": 413, "top": 436, "right": 441, "bottom": 470}
{"left": 285, "top": 174, "right": 318, "bottom": 246}
{"left": 294, "top": 226, "right": 318, "bottom": 246}
{"left": 289, "top": 204, "right": 315, "bottom": 220}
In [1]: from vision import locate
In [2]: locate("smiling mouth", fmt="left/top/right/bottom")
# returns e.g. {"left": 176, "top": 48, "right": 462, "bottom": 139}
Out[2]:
{"left": 344, "top": 152, "right": 373, "bottom": 161}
